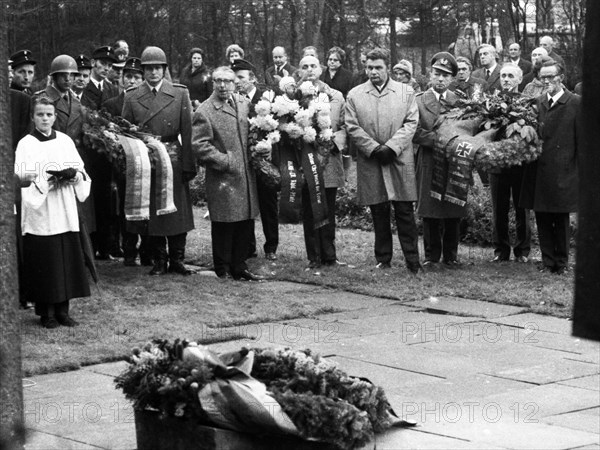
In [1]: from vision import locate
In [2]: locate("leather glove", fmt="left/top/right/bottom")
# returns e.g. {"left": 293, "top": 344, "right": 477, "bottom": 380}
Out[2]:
{"left": 370, "top": 145, "right": 384, "bottom": 161}
{"left": 378, "top": 145, "right": 397, "bottom": 165}
{"left": 183, "top": 171, "right": 197, "bottom": 182}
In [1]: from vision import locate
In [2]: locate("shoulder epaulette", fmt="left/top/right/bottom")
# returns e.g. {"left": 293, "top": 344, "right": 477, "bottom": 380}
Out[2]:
{"left": 172, "top": 83, "right": 188, "bottom": 89}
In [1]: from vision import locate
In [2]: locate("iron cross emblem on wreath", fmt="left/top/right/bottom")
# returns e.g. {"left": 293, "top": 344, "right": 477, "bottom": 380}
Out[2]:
{"left": 455, "top": 141, "right": 474, "bottom": 158}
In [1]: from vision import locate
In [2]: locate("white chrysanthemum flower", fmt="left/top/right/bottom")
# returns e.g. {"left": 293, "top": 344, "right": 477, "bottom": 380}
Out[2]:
{"left": 257, "top": 114, "right": 279, "bottom": 131}
{"left": 255, "top": 139, "right": 272, "bottom": 152}
{"left": 303, "top": 126, "right": 317, "bottom": 143}
{"left": 267, "top": 130, "right": 281, "bottom": 143}
{"left": 294, "top": 108, "right": 312, "bottom": 128}
{"left": 286, "top": 123, "right": 304, "bottom": 139}
{"left": 319, "top": 128, "right": 333, "bottom": 141}
{"left": 299, "top": 81, "right": 317, "bottom": 97}
{"left": 255, "top": 100, "right": 272, "bottom": 116}
{"left": 271, "top": 95, "right": 300, "bottom": 117}
{"left": 316, "top": 114, "right": 331, "bottom": 129}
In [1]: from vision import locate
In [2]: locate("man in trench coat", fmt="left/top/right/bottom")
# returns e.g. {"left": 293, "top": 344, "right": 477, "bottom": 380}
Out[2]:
{"left": 520, "top": 60, "right": 580, "bottom": 275}
{"left": 345, "top": 48, "right": 421, "bottom": 274}
{"left": 192, "top": 66, "right": 263, "bottom": 281}
{"left": 122, "top": 46, "right": 196, "bottom": 276}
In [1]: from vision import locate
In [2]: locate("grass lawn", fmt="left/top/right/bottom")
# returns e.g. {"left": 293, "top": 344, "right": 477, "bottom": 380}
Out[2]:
{"left": 19, "top": 205, "right": 575, "bottom": 376}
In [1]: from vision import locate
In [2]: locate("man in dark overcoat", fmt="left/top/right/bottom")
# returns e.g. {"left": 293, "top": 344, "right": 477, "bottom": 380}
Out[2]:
{"left": 472, "top": 44, "right": 502, "bottom": 93}
{"left": 448, "top": 57, "right": 485, "bottom": 99}
{"left": 264, "top": 46, "right": 297, "bottom": 92}
{"left": 489, "top": 65, "right": 531, "bottom": 263}
{"left": 413, "top": 53, "right": 464, "bottom": 267}
{"left": 232, "top": 58, "right": 279, "bottom": 261}
{"left": 192, "top": 66, "right": 263, "bottom": 281}
{"left": 122, "top": 46, "right": 197, "bottom": 275}
{"left": 520, "top": 60, "right": 580, "bottom": 275}
{"left": 82, "top": 46, "right": 120, "bottom": 110}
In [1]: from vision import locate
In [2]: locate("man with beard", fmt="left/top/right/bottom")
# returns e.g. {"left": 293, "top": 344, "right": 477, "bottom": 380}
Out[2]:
{"left": 10, "top": 49, "right": 36, "bottom": 95}
{"left": 232, "top": 58, "right": 279, "bottom": 261}
{"left": 520, "top": 60, "right": 580, "bottom": 275}
{"left": 122, "top": 46, "right": 197, "bottom": 275}
{"left": 345, "top": 48, "right": 421, "bottom": 274}
{"left": 193, "top": 66, "right": 263, "bottom": 281}
{"left": 489, "top": 65, "right": 531, "bottom": 263}
{"left": 413, "top": 52, "right": 463, "bottom": 268}
{"left": 72, "top": 55, "right": 92, "bottom": 101}
{"left": 298, "top": 55, "right": 347, "bottom": 268}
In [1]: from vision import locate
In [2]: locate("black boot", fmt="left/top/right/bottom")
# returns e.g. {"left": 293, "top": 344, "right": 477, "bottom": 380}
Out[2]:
{"left": 149, "top": 237, "right": 168, "bottom": 276}
{"left": 123, "top": 231, "right": 139, "bottom": 266}
{"left": 168, "top": 233, "right": 193, "bottom": 275}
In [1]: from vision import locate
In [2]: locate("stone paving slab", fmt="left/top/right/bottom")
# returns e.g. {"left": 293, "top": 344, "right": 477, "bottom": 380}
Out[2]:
{"left": 469, "top": 383, "right": 600, "bottom": 420}
{"left": 407, "top": 296, "right": 528, "bottom": 318}
{"left": 416, "top": 418, "right": 599, "bottom": 449}
{"left": 23, "top": 370, "right": 135, "bottom": 450}
{"left": 489, "top": 358, "right": 600, "bottom": 385}
{"left": 327, "top": 356, "right": 442, "bottom": 395}
{"left": 318, "top": 303, "right": 419, "bottom": 321}
{"left": 558, "top": 374, "right": 600, "bottom": 391}
{"left": 375, "top": 428, "right": 508, "bottom": 449}
{"left": 487, "top": 313, "right": 574, "bottom": 335}
{"left": 543, "top": 407, "right": 600, "bottom": 434}
{"left": 24, "top": 430, "right": 100, "bottom": 450}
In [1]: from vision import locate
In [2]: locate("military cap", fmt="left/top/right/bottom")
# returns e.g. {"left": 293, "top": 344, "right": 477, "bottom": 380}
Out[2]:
{"left": 231, "top": 58, "right": 256, "bottom": 73}
{"left": 123, "top": 57, "right": 143, "bottom": 74}
{"left": 74, "top": 54, "right": 92, "bottom": 70}
{"left": 431, "top": 52, "right": 458, "bottom": 76}
{"left": 112, "top": 60, "right": 126, "bottom": 69}
{"left": 10, "top": 49, "right": 36, "bottom": 69}
{"left": 91, "top": 46, "right": 118, "bottom": 63}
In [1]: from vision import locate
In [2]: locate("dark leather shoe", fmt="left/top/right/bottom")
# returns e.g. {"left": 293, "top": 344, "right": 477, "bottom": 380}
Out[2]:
{"left": 491, "top": 256, "right": 509, "bottom": 262}
{"left": 124, "top": 257, "right": 138, "bottom": 267}
{"left": 40, "top": 317, "right": 60, "bottom": 329}
{"left": 265, "top": 252, "right": 277, "bottom": 261}
{"left": 56, "top": 315, "right": 78, "bottom": 327}
{"left": 515, "top": 256, "right": 529, "bottom": 263}
{"left": 168, "top": 261, "right": 194, "bottom": 275}
{"left": 323, "top": 260, "right": 347, "bottom": 267}
{"left": 149, "top": 260, "right": 168, "bottom": 275}
{"left": 233, "top": 270, "right": 265, "bottom": 281}
{"left": 375, "top": 262, "right": 391, "bottom": 269}
{"left": 110, "top": 248, "right": 125, "bottom": 258}
{"left": 443, "top": 260, "right": 463, "bottom": 267}
{"left": 140, "top": 257, "right": 154, "bottom": 266}
{"left": 307, "top": 261, "right": 321, "bottom": 269}
{"left": 217, "top": 272, "right": 233, "bottom": 279}
{"left": 407, "top": 262, "right": 423, "bottom": 274}
{"left": 96, "top": 252, "right": 117, "bottom": 261}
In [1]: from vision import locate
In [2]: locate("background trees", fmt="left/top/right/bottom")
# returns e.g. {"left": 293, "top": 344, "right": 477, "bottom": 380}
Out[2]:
{"left": 5, "top": 0, "right": 584, "bottom": 87}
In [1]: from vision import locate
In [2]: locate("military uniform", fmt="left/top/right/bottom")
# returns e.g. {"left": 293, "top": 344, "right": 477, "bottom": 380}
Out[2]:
{"left": 122, "top": 78, "right": 196, "bottom": 274}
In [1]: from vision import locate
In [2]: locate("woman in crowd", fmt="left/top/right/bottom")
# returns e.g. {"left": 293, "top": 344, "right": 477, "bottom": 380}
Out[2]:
{"left": 179, "top": 47, "right": 212, "bottom": 109}
{"left": 320, "top": 46, "right": 354, "bottom": 99}
{"left": 392, "top": 59, "right": 421, "bottom": 92}
{"left": 15, "top": 96, "right": 91, "bottom": 329}
{"left": 225, "top": 44, "right": 244, "bottom": 65}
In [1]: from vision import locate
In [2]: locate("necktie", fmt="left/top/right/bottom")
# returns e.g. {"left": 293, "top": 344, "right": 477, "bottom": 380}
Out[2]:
{"left": 548, "top": 98, "right": 554, "bottom": 108}
{"left": 152, "top": 88, "right": 157, "bottom": 96}
{"left": 486, "top": 69, "right": 490, "bottom": 80}
{"left": 63, "top": 93, "right": 70, "bottom": 108}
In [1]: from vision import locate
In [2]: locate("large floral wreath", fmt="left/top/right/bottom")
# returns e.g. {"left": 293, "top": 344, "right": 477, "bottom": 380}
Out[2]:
{"left": 115, "top": 340, "right": 404, "bottom": 449}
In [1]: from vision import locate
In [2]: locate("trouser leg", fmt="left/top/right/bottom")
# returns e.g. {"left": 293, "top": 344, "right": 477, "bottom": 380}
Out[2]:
{"left": 490, "top": 173, "right": 511, "bottom": 259}
{"left": 535, "top": 211, "right": 556, "bottom": 269}
{"left": 320, "top": 187, "right": 338, "bottom": 264}
{"left": 423, "top": 218, "right": 442, "bottom": 262}
{"left": 553, "top": 213, "right": 570, "bottom": 270}
{"left": 257, "top": 176, "right": 279, "bottom": 255}
{"left": 392, "top": 201, "right": 420, "bottom": 264}
{"left": 442, "top": 218, "right": 460, "bottom": 262}
{"left": 231, "top": 220, "right": 252, "bottom": 276}
{"left": 302, "top": 185, "right": 320, "bottom": 263}
{"left": 510, "top": 170, "right": 531, "bottom": 258}
{"left": 370, "top": 202, "right": 393, "bottom": 264}
{"left": 212, "top": 221, "right": 233, "bottom": 277}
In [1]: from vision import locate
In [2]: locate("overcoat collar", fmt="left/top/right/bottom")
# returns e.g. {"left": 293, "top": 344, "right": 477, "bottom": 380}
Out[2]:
{"left": 540, "top": 89, "right": 570, "bottom": 111}
{"left": 136, "top": 80, "right": 176, "bottom": 126}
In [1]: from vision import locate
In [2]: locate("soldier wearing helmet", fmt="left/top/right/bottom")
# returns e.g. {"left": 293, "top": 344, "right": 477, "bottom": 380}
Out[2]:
{"left": 81, "top": 45, "right": 119, "bottom": 110}
{"left": 122, "top": 46, "right": 197, "bottom": 275}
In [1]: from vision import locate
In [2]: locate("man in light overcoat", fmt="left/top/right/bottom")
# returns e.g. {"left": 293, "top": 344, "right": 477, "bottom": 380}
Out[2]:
{"left": 345, "top": 48, "right": 421, "bottom": 274}
{"left": 193, "top": 66, "right": 263, "bottom": 281}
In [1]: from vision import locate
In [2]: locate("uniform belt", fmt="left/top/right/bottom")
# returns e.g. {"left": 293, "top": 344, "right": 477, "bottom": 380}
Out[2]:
{"left": 160, "top": 135, "right": 179, "bottom": 143}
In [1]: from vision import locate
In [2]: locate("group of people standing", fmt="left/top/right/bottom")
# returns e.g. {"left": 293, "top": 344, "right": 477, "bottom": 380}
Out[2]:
{"left": 9, "top": 35, "right": 579, "bottom": 329}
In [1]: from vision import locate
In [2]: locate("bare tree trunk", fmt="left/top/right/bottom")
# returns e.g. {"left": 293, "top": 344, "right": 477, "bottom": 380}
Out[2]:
{"left": 389, "top": 0, "right": 397, "bottom": 65}
{"left": 0, "top": 5, "right": 25, "bottom": 448}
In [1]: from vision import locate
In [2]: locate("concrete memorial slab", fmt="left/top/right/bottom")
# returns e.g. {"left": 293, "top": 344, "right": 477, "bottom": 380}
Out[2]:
{"left": 558, "top": 374, "right": 600, "bottom": 391}
{"left": 407, "top": 296, "right": 528, "bottom": 318}
{"left": 543, "top": 407, "right": 600, "bottom": 434}
{"left": 488, "top": 313, "right": 574, "bottom": 335}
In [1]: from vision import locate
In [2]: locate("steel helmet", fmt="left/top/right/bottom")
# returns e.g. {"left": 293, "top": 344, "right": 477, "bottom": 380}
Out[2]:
{"left": 140, "top": 46, "right": 167, "bottom": 65}
{"left": 49, "top": 55, "right": 79, "bottom": 75}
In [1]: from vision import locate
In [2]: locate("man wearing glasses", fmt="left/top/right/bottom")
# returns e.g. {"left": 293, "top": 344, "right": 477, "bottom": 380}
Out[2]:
{"left": 520, "top": 60, "right": 580, "bottom": 275}
{"left": 193, "top": 67, "right": 264, "bottom": 281}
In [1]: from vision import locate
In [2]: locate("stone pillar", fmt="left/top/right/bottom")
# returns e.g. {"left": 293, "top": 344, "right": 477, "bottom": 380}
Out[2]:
{"left": 573, "top": 0, "right": 600, "bottom": 341}
{"left": 0, "top": 15, "right": 25, "bottom": 450}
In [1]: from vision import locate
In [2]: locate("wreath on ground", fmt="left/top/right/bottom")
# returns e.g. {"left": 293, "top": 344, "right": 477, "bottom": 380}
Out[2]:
{"left": 115, "top": 340, "right": 404, "bottom": 449}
